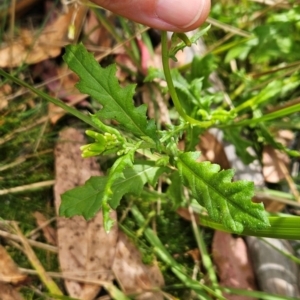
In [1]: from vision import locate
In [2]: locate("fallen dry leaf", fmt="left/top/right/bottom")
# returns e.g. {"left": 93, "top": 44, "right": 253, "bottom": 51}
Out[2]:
{"left": 0, "top": 4, "right": 87, "bottom": 68}
{"left": 212, "top": 231, "right": 257, "bottom": 300}
{"left": 33, "top": 211, "right": 56, "bottom": 245}
{"left": 112, "top": 231, "right": 164, "bottom": 300}
{"left": 199, "top": 131, "right": 231, "bottom": 170}
{"left": 115, "top": 52, "right": 138, "bottom": 82}
{"left": 177, "top": 207, "right": 201, "bottom": 225}
{"left": 0, "top": 282, "right": 24, "bottom": 300}
{"left": 263, "top": 136, "right": 300, "bottom": 202}
{"left": 253, "top": 193, "right": 285, "bottom": 213}
{"left": 262, "top": 145, "right": 290, "bottom": 183}
{"left": 185, "top": 248, "right": 200, "bottom": 264}
{"left": 276, "top": 130, "right": 294, "bottom": 146}
{"left": 0, "top": 245, "right": 27, "bottom": 284}
{"left": 37, "top": 62, "right": 88, "bottom": 124}
{"left": 83, "top": 10, "right": 112, "bottom": 49}
{"left": 54, "top": 128, "right": 118, "bottom": 300}
{"left": 34, "top": 61, "right": 82, "bottom": 101}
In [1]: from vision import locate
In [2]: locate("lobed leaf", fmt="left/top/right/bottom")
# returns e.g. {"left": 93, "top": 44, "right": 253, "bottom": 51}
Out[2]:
{"left": 176, "top": 152, "right": 270, "bottom": 233}
{"left": 63, "top": 44, "right": 157, "bottom": 141}
{"left": 60, "top": 163, "right": 167, "bottom": 220}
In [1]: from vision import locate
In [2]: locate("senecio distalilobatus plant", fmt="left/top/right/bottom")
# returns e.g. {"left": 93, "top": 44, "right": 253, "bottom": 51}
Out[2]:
{"left": 60, "top": 29, "right": 270, "bottom": 235}
{"left": 1, "top": 29, "right": 299, "bottom": 239}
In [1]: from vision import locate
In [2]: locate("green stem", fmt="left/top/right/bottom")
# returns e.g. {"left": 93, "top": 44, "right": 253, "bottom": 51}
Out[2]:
{"left": 0, "top": 69, "right": 101, "bottom": 131}
{"left": 218, "top": 102, "right": 300, "bottom": 129}
{"left": 161, "top": 31, "right": 212, "bottom": 128}
{"left": 188, "top": 205, "right": 222, "bottom": 296}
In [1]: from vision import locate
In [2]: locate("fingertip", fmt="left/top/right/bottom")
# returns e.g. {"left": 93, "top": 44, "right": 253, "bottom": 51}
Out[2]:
{"left": 90, "top": 0, "right": 210, "bottom": 32}
{"left": 155, "top": 0, "right": 210, "bottom": 32}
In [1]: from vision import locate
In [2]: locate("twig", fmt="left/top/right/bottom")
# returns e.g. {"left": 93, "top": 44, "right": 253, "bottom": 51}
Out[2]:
{"left": 0, "top": 116, "right": 48, "bottom": 146}
{"left": 29, "top": 285, "right": 54, "bottom": 300}
{"left": 0, "top": 149, "right": 53, "bottom": 172}
{"left": 206, "top": 17, "right": 251, "bottom": 37}
{"left": 13, "top": 223, "right": 63, "bottom": 296}
{"left": 0, "top": 180, "right": 55, "bottom": 195}
{"left": 0, "top": 229, "right": 57, "bottom": 253}
{"left": 187, "top": 202, "right": 222, "bottom": 297}
{"left": 277, "top": 157, "right": 300, "bottom": 202}
{"left": 20, "top": 268, "right": 111, "bottom": 285}
{"left": 26, "top": 217, "right": 56, "bottom": 239}
{"left": 254, "top": 191, "right": 300, "bottom": 207}
{"left": 20, "top": 268, "right": 131, "bottom": 299}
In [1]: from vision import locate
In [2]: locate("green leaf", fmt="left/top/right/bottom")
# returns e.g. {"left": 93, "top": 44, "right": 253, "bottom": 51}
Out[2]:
{"left": 102, "top": 151, "right": 135, "bottom": 206}
{"left": 63, "top": 44, "right": 157, "bottom": 141}
{"left": 185, "top": 126, "right": 205, "bottom": 151}
{"left": 189, "top": 54, "right": 218, "bottom": 88}
{"left": 109, "top": 162, "right": 168, "bottom": 208}
{"left": 144, "top": 67, "right": 165, "bottom": 83}
{"left": 60, "top": 163, "right": 167, "bottom": 219}
{"left": 225, "top": 41, "right": 254, "bottom": 62}
{"left": 171, "top": 70, "right": 200, "bottom": 105}
{"left": 176, "top": 152, "right": 270, "bottom": 233}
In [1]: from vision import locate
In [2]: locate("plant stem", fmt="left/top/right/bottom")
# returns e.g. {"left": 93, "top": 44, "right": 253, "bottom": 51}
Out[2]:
{"left": 161, "top": 31, "right": 212, "bottom": 128}
{"left": 218, "top": 102, "right": 300, "bottom": 129}
{"left": 0, "top": 68, "right": 101, "bottom": 131}
{"left": 188, "top": 204, "right": 223, "bottom": 297}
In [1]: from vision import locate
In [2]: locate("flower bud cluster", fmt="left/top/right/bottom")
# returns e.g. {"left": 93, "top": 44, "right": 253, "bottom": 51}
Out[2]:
{"left": 80, "top": 130, "right": 124, "bottom": 158}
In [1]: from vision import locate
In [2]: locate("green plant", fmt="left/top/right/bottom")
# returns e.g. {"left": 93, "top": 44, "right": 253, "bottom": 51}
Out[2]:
{"left": 1, "top": 26, "right": 300, "bottom": 239}
{"left": 61, "top": 34, "right": 270, "bottom": 233}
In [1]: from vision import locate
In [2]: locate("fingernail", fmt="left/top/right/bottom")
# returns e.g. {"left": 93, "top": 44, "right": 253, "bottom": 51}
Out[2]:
{"left": 156, "top": 0, "right": 205, "bottom": 29}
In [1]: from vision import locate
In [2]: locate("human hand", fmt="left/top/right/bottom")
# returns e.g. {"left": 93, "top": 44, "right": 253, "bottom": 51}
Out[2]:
{"left": 90, "top": 0, "right": 211, "bottom": 32}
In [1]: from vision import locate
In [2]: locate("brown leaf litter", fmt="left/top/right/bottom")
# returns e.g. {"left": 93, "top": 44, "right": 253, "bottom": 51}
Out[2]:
{"left": 0, "top": 3, "right": 87, "bottom": 68}
{"left": 0, "top": 245, "right": 27, "bottom": 300}
{"left": 0, "top": 245, "right": 27, "bottom": 284}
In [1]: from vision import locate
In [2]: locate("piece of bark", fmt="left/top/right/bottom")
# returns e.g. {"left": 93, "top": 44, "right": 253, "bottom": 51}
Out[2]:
{"left": 54, "top": 128, "right": 118, "bottom": 300}
{"left": 112, "top": 231, "right": 164, "bottom": 300}
{"left": 246, "top": 237, "right": 300, "bottom": 297}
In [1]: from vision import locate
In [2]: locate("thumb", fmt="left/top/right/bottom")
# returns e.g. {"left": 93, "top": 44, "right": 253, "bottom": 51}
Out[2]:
{"left": 90, "top": 0, "right": 211, "bottom": 32}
